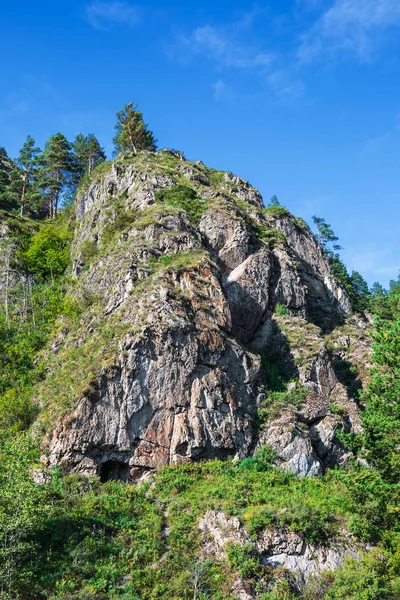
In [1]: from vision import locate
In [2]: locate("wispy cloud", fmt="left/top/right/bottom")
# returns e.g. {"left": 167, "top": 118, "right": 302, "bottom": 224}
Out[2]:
{"left": 299, "top": 0, "right": 400, "bottom": 62}
{"left": 85, "top": 2, "right": 142, "bottom": 30}
{"left": 212, "top": 80, "right": 235, "bottom": 103}
{"left": 175, "top": 24, "right": 305, "bottom": 103}
{"left": 178, "top": 25, "right": 274, "bottom": 71}
{"left": 360, "top": 130, "right": 391, "bottom": 157}
{"left": 267, "top": 69, "right": 305, "bottom": 103}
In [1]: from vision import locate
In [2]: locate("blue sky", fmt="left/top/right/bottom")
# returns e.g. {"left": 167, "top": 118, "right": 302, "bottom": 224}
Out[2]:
{"left": 1, "top": 0, "right": 400, "bottom": 286}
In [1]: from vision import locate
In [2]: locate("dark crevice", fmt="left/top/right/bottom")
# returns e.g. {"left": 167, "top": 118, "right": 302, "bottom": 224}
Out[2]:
{"left": 330, "top": 352, "right": 363, "bottom": 400}
{"left": 99, "top": 460, "right": 130, "bottom": 483}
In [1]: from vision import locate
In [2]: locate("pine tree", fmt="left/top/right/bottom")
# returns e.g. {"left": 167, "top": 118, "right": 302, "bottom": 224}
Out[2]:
{"left": 113, "top": 101, "right": 157, "bottom": 155}
{"left": 72, "top": 133, "right": 106, "bottom": 182}
{"left": 0, "top": 148, "right": 18, "bottom": 212}
{"left": 371, "top": 282, "right": 386, "bottom": 297}
{"left": 312, "top": 215, "right": 342, "bottom": 254}
{"left": 87, "top": 133, "right": 106, "bottom": 174}
{"left": 350, "top": 270, "right": 370, "bottom": 312}
{"left": 362, "top": 291, "right": 400, "bottom": 481}
{"left": 269, "top": 194, "right": 280, "bottom": 206}
{"left": 38, "top": 133, "right": 73, "bottom": 218}
{"left": 71, "top": 133, "right": 87, "bottom": 182}
{"left": 7, "top": 136, "right": 42, "bottom": 217}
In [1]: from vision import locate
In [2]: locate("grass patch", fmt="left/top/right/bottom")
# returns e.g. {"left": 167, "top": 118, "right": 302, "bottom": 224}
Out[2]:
{"left": 262, "top": 205, "right": 292, "bottom": 218}
{"left": 155, "top": 184, "right": 210, "bottom": 225}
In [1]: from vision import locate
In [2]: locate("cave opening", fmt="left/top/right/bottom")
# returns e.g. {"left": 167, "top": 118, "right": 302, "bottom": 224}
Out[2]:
{"left": 99, "top": 460, "right": 130, "bottom": 483}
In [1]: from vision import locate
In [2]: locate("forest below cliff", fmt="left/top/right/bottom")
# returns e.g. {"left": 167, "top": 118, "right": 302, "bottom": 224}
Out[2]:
{"left": 1, "top": 106, "right": 400, "bottom": 600}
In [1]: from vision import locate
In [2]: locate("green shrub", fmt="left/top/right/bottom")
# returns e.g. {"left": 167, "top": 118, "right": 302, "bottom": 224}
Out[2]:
{"left": 258, "top": 386, "right": 308, "bottom": 422}
{"left": 155, "top": 184, "right": 210, "bottom": 224}
{"left": 80, "top": 239, "right": 98, "bottom": 263}
{"left": 0, "top": 389, "right": 38, "bottom": 433}
{"left": 330, "top": 402, "right": 347, "bottom": 417}
{"left": 262, "top": 205, "right": 292, "bottom": 218}
{"left": 260, "top": 349, "right": 293, "bottom": 393}
{"left": 226, "top": 542, "right": 262, "bottom": 580}
{"left": 239, "top": 446, "right": 276, "bottom": 473}
{"left": 23, "top": 219, "right": 72, "bottom": 280}
{"left": 256, "top": 225, "right": 287, "bottom": 246}
{"left": 101, "top": 208, "right": 138, "bottom": 245}
{"left": 278, "top": 499, "right": 339, "bottom": 545}
{"left": 275, "top": 303, "right": 288, "bottom": 316}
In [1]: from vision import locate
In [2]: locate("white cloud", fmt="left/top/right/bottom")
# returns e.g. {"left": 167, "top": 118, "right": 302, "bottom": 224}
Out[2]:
{"left": 175, "top": 24, "right": 308, "bottom": 104}
{"left": 360, "top": 131, "right": 391, "bottom": 157}
{"left": 299, "top": 0, "right": 400, "bottom": 62}
{"left": 267, "top": 69, "right": 305, "bottom": 103}
{"left": 85, "top": 2, "right": 142, "bottom": 30}
{"left": 178, "top": 25, "right": 274, "bottom": 71}
{"left": 212, "top": 80, "right": 235, "bottom": 102}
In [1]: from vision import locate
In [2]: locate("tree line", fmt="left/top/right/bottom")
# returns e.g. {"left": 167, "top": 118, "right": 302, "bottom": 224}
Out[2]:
{"left": 0, "top": 133, "right": 106, "bottom": 218}
{"left": 0, "top": 101, "right": 157, "bottom": 219}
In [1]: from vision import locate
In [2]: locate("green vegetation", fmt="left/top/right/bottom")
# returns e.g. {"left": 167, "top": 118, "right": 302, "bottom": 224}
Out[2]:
{"left": 0, "top": 131, "right": 105, "bottom": 218}
{"left": 255, "top": 224, "right": 287, "bottom": 246}
{"left": 262, "top": 205, "right": 292, "bottom": 218}
{"left": 0, "top": 210, "right": 76, "bottom": 433}
{"left": 274, "top": 303, "right": 288, "bottom": 316}
{"left": 268, "top": 194, "right": 280, "bottom": 207}
{"left": 23, "top": 219, "right": 73, "bottom": 279}
{"left": 1, "top": 117, "right": 400, "bottom": 598}
{"left": 155, "top": 184, "right": 210, "bottom": 224}
{"left": 113, "top": 101, "right": 157, "bottom": 155}
{"left": 72, "top": 133, "right": 106, "bottom": 180}
{"left": 359, "top": 289, "right": 400, "bottom": 482}
{"left": 0, "top": 445, "right": 399, "bottom": 598}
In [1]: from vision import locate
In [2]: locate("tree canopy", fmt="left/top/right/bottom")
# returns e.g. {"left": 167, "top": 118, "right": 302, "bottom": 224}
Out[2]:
{"left": 113, "top": 101, "right": 157, "bottom": 155}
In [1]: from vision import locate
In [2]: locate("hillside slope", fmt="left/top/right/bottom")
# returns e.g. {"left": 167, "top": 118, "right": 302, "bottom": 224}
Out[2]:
{"left": 26, "top": 149, "right": 370, "bottom": 481}
{"left": 3, "top": 150, "right": 400, "bottom": 600}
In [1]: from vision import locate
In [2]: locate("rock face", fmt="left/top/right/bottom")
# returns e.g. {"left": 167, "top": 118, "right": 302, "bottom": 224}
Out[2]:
{"left": 199, "top": 511, "right": 360, "bottom": 598}
{"left": 43, "top": 150, "right": 368, "bottom": 479}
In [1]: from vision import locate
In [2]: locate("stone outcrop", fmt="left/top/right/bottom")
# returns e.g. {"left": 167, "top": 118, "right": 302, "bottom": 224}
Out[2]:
{"left": 255, "top": 316, "right": 365, "bottom": 476}
{"left": 199, "top": 511, "right": 360, "bottom": 598}
{"left": 41, "top": 150, "right": 368, "bottom": 480}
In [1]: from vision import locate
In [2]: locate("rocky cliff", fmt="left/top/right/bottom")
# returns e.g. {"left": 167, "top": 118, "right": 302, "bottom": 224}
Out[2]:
{"left": 37, "top": 150, "right": 370, "bottom": 480}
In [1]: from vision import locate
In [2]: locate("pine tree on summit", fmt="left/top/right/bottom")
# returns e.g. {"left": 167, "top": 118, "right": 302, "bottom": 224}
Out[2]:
{"left": 113, "top": 101, "right": 157, "bottom": 155}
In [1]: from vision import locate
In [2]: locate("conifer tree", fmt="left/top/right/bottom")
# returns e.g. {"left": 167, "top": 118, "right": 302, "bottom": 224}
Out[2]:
{"left": 269, "top": 194, "right": 280, "bottom": 206}
{"left": 39, "top": 133, "right": 73, "bottom": 218}
{"left": 371, "top": 282, "right": 386, "bottom": 297}
{"left": 7, "top": 136, "right": 41, "bottom": 216}
{"left": 72, "top": 133, "right": 106, "bottom": 181}
{"left": 0, "top": 148, "right": 17, "bottom": 212}
{"left": 87, "top": 133, "right": 106, "bottom": 174}
{"left": 350, "top": 270, "right": 371, "bottom": 312}
{"left": 113, "top": 101, "right": 157, "bottom": 155}
{"left": 312, "top": 215, "right": 342, "bottom": 254}
{"left": 362, "top": 289, "right": 400, "bottom": 482}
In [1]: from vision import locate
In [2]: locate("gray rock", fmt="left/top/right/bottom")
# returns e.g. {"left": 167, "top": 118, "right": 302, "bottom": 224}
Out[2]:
{"left": 199, "top": 510, "right": 361, "bottom": 596}
{"left": 42, "top": 151, "right": 360, "bottom": 478}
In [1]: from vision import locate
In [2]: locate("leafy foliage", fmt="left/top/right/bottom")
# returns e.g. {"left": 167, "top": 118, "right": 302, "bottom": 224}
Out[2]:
{"left": 23, "top": 218, "right": 73, "bottom": 279}
{"left": 0, "top": 434, "right": 49, "bottom": 599}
